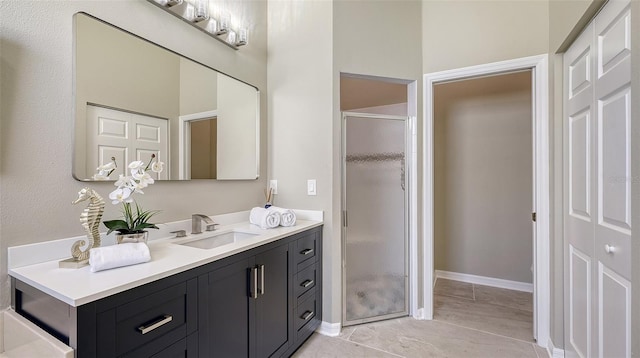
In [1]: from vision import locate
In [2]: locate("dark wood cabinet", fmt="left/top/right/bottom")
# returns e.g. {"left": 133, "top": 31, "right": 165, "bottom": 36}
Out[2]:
{"left": 12, "top": 226, "right": 322, "bottom": 358}
{"left": 199, "top": 242, "right": 291, "bottom": 358}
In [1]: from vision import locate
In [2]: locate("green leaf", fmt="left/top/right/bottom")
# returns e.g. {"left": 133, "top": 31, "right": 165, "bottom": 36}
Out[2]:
{"left": 103, "top": 220, "right": 130, "bottom": 235}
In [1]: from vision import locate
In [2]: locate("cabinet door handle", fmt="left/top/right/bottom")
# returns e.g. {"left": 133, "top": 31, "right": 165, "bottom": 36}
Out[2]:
{"left": 250, "top": 267, "right": 259, "bottom": 299}
{"left": 300, "top": 311, "right": 314, "bottom": 321}
{"left": 259, "top": 264, "right": 265, "bottom": 295}
{"left": 301, "top": 279, "right": 314, "bottom": 288}
{"left": 300, "top": 248, "right": 314, "bottom": 256}
{"left": 138, "top": 315, "right": 173, "bottom": 335}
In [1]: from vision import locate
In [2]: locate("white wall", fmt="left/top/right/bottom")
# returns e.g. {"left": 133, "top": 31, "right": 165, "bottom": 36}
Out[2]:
{"left": 434, "top": 72, "right": 533, "bottom": 284}
{"left": 0, "top": 0, "right": 267, "bottom": 309}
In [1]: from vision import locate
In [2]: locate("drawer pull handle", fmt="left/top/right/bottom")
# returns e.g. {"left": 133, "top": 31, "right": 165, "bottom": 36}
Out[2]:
{"left": 300, "top": 248, "right": 314, "bottom": 256}
{"left": 138, "top": 315, "right": 173, "bottom": 335}
{"left": 301, "top": 279, "right": 314, "bottom": 288}
{"left": 301, "top": 311, "right": 314, "bottom": 321}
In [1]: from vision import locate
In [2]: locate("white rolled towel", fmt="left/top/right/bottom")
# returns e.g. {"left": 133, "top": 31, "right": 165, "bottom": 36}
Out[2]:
{"left": 267, "top": 206, "right": 297, "bottom": 227}
{"left": 250, "top": 207, "right": 281, "bottom": 229}
{"left": 89, "top": 243, "right": 151, "bottom": 272}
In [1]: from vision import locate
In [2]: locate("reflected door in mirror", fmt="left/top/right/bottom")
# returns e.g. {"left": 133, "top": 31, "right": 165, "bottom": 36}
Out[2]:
{"left": 86, "top": 105, "right": 168, "bottom": 180}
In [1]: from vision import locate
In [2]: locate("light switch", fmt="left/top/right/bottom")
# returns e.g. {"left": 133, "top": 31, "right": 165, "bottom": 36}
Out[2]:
{"left": 307, "top": 179, "right": 317, "bottom": 196}
{"left": 269, "top": 180, "right": 278, "bottom": 195}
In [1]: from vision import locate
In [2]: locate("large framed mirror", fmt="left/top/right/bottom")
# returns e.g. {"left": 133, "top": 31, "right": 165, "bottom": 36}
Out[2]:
{"left": 73, "top": 12, "right": 259, "bottom": 181}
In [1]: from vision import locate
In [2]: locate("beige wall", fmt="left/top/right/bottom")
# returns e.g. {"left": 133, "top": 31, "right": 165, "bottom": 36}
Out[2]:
{"left": 434, "top": 72, "right": 533, "bottom": 283}
{"left": 268, "top": 0, "right": 422, "bottom": 324}
{"left": 340, "top": 77, "right": 407, "bottom": 111}
{"left": 333, "top": 0, "right": 423, "bottom": 324}
{"left": 267, "top": 0, "right": 335, "bottom": 321}
{"left": 422, "top": 0, "right": 549, "bottom": 73}
{"left": 0, "top": 0, "right": 267, "bottom": 309}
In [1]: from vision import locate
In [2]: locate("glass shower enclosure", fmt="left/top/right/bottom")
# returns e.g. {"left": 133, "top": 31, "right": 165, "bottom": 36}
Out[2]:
{"left": 342, "top": 113, "right": 408, "bottom": 326}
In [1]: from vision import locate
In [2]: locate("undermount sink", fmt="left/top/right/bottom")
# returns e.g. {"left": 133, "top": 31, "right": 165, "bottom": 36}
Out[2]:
{"left": 178, "top": 231, "right": 258, "bottom": 250}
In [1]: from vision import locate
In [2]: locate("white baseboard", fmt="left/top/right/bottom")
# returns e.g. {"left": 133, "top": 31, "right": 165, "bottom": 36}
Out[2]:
{"left": 547, "top": 338, "right": 565, "bottom": 358}
{"left": 316, "top": 321, "right": 341, "bottom": 337}
{"left": 435, "top": 270, "right": 533, "bottom": 293}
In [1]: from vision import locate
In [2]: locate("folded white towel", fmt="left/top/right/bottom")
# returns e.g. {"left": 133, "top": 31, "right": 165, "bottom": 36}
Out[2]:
{"left": 267, "top": 206, "right": 297, "bottom": 227}
{"left": 250, "top": 207, "right": 281, "bottom": 229}
{"left": 89, "top": 243, "right": 151, "bottom": 272}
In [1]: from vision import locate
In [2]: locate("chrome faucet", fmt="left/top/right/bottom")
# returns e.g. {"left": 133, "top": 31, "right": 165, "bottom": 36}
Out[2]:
{"left": 191, "top": 214, "right": 218, "bottom": 234}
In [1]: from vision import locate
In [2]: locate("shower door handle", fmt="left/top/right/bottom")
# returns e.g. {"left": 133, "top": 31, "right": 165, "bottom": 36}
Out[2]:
{"left": 343, "top": 210, "right": 348, "bottom": 227}
{"left": 400, "top": 157, "right": 405, "bottom": 191}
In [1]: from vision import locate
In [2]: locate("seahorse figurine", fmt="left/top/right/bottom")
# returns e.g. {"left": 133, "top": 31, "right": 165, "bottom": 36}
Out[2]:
{"left": 71, "top": 188, "right": 105, "bottom": 262}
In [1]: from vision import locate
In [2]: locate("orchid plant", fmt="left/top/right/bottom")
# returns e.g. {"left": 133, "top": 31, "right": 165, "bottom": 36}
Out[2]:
{"left": 97, "top": 155, "right": 165, "bottom": 235}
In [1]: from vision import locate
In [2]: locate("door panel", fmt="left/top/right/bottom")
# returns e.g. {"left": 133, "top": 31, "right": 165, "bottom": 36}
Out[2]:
{"left": 254, "top": 244, "right": 290, "bottom": 358}
{"left": 343, "top": 114, "right": 408, "bottom": 325}
{"left": 598, "top": 263, "right": 631, "bottom": 358}
{"left": 564, "top": 1, "right": 631, "bottom": 357}
{"left": 569, "top": 246, "right": 591, "bottom": 358}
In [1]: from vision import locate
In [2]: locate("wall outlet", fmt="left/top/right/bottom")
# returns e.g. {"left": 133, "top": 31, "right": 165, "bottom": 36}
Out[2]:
{"left": 307, "top": 179, "right": 317, "bottom": 196}
{"left": 269, "top": 180, "right": 278, "bottom": 195}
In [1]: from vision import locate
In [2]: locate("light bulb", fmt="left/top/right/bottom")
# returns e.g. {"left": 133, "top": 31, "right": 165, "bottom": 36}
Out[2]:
{"left": 216, "top": 12, "right": 230, "bottom": 35}
{"left": 236, "top": 28, "right": 248, "bottom": 46}
{"left": 226, "top": 30, "right": 237, "bottom": 45}
{"left": 193, "top": 0, "right": 209, "bottom": 22}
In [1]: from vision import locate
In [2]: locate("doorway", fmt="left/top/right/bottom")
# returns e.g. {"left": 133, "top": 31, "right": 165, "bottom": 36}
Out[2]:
{"left": 432, "top": 70, "right": 536, "bottom": 342}
{"left": 422, "top": 55, "right": 550, "bottom": 347}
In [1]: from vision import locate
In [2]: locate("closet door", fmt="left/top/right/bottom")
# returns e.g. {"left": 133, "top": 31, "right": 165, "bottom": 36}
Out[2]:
{"left": 593, "top": 2, "right": 632, "bottom": 357}
{"left": 565, "top": 19, "right": 595, "bottom": 358}
{"left": 564, "top": 1, "right": 632, "bottom": 357}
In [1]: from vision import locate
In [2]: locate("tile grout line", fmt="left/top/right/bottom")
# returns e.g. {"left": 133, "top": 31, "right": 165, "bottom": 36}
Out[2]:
{"left": 339, "top": 326, "right": 405, "bottom": 357}
{"left": 434, "top": 318, "right": 538, "bottom": 346}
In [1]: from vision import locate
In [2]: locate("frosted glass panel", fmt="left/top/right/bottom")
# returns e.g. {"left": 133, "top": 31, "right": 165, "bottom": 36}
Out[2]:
{"left": 344, "top": 116, "right": 407, "bottom": 323}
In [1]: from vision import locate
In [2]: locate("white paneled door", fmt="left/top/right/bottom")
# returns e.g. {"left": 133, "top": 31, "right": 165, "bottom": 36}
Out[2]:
{"left": 564, "top": 1, "right": 631, "bottom": 357}
{"left": 86, "top": 105, "right": 169, "bottom": 180}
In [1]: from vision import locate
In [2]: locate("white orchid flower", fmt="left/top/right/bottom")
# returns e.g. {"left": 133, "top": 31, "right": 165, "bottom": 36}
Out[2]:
{"left": 92, "top": 173, "right": 109, "bottom": 181}
{"left": 151, "top": 161, "right": 164, "bottom": 173}
{"left": 109, "top": 187, "right": 133, "bottom": 205}
{"left": 135, "top": 172, "right": 155, "bottom": 187}
{"left": 114, "top": 174, "right": 129, "bottom": 188}
{"left": 128, "top": 160, "right": 145, "bottom": 170}
{"left": 96, "top": 161, "right": 116, "bottom": 171}
{"left": 130, "top": 178, "right": 147, "bottom": 194}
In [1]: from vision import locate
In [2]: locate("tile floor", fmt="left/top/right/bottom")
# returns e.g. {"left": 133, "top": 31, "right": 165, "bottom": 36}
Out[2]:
{"left": 293, "top": 279, "right": 548, "bottom": 358}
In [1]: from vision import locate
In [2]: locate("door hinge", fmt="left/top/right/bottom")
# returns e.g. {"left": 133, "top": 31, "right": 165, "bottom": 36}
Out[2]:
{"left": 532, "top": 212, "right": 537, "bottom": 222}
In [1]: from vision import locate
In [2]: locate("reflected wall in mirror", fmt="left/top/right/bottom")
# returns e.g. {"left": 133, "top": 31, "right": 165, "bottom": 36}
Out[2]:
{"left": 73, "top": 12, "right": 259, "bottom": 181}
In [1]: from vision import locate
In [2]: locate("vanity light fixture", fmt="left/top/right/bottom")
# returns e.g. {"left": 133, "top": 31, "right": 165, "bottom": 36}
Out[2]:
{"left": 192, "top": 0, "right": 209, "bottom": 23}
{"left": 148, "top": 0, "right": 249, "bottom": 50}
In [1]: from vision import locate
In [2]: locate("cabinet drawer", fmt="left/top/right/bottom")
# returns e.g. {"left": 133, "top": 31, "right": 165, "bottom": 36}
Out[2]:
{"left": 294, "top": 290, "right": 317, "bottom": 332}
{"left": 295, "top": 233, "right": 317, "bottom": 268}
{"left": 294, "top": 264, "right": 317, "bottom": 299}
{"left": 115, "top": 283, "right": 189, "bottom": 356}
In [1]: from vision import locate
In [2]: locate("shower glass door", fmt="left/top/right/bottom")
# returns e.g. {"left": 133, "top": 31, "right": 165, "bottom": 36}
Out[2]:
{"left": 342, "top": 113, "right": 408, "bottom": 325}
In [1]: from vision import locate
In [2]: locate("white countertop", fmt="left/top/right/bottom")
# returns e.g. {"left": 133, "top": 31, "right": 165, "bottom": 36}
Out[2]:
{"left": 9, "top": 216, "right": 322, "bottom": 307}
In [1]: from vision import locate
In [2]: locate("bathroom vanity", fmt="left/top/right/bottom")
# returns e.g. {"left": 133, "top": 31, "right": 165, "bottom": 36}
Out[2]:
{"left": 10, "top": 222, "right": 322, "bottom": 357}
